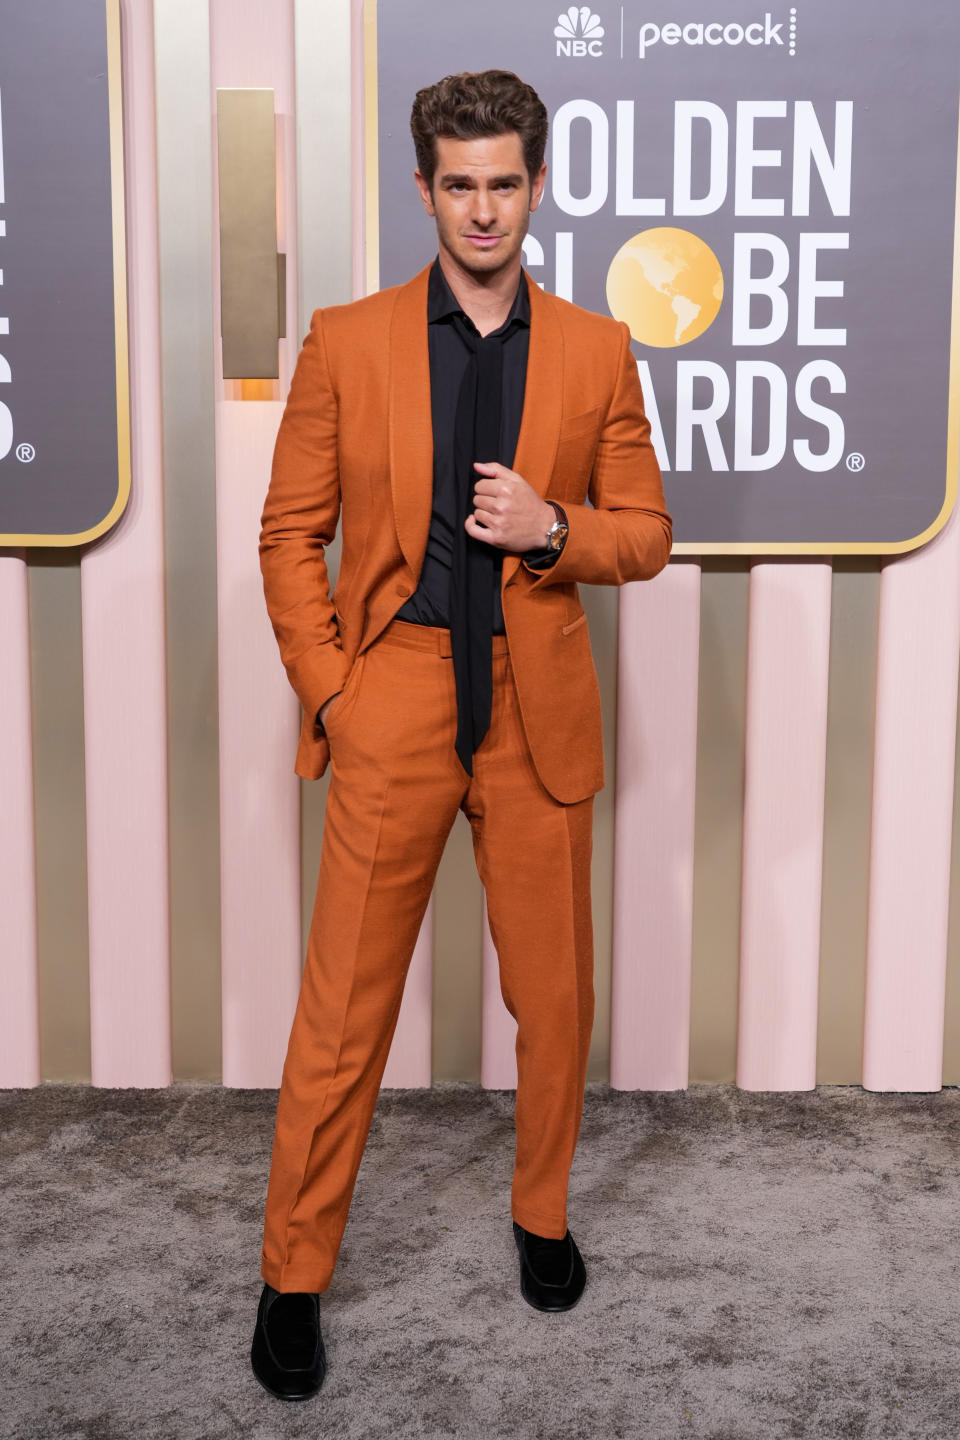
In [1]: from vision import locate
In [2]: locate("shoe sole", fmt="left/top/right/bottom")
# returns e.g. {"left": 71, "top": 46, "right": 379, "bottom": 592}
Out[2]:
{"left": 250, "top": 1358, "right": 324, "bottom": 1402}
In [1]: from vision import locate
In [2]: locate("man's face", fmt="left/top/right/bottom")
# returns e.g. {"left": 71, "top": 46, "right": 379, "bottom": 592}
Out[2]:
{"left": 414, "top": 131, "right": 547, "bottom": 278}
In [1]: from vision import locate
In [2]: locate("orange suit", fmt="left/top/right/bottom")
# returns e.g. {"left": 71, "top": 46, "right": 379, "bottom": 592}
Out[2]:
{"left": 258, "top": 262, "right": 671, "bottom": 1293}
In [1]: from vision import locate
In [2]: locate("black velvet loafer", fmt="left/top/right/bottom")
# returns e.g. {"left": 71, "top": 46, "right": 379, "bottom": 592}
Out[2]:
{"left": 513, "top": 1220, "right": 587, "bottom": 1311}
{"left": 250, "top": 1283, "right": 326, "bottom": 1400}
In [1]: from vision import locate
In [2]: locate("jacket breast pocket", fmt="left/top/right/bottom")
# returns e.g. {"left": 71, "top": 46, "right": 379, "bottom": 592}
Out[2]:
{"left": 554, "top": 408, "right": 602, "bottom": 499}
{"left": 558, "top": 406, "right": 602, "bottom": 444}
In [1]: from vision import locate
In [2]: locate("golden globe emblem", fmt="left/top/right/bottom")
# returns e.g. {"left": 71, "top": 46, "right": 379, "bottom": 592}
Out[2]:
{"left": 605, "top": 227, "right": 724, "bottom": 347}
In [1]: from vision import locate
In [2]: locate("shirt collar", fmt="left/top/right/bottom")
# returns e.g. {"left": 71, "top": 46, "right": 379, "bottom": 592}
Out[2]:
{"left": 427, "top": 256, "right": 530, "bottom": 330}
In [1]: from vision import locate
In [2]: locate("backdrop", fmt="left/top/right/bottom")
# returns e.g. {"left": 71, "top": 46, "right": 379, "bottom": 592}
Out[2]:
{"left": 3, "top": 0, "right": 960, "bottom": 1098}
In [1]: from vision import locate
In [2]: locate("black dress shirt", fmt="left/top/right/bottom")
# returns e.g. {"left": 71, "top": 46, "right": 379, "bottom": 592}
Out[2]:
{"left": 395, "top": 258, "right": 560, "bottom": 635}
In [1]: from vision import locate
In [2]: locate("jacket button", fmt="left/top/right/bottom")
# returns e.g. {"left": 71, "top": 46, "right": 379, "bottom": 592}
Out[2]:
{"left": 396, "top": 583, "right": 412, "bottom": 597}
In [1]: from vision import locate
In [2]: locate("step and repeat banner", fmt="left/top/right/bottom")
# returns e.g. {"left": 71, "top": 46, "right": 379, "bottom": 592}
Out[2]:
{"left": 0, "top": 0, "right": 128, "bottom": 546}
{"left": 371, "top": 0, "right": 960, "bottom": 553}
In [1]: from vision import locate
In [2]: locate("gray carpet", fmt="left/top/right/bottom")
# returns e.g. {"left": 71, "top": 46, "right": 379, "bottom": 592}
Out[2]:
{"left": 3, "top": 1083, "right": 960, "bottom": 1439}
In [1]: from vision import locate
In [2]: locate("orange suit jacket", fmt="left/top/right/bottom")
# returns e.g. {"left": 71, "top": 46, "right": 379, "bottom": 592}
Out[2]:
{"left": 259, "top": 261, "right": 672, "bottom": 805}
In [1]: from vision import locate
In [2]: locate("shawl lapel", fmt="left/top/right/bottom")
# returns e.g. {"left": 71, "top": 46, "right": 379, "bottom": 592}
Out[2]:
{"left": 387, "top": 263, "right": 434, "bottom": 579}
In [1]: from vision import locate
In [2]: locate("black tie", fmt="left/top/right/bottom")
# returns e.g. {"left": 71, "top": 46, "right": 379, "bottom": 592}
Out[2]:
{"left": 448, "top": 313, "right": 510, "bottom": 776}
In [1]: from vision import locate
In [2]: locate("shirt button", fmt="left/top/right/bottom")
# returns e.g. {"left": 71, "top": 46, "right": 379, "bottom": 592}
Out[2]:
{"left": 396, "top": 583, "right": 412, "bottom": 597}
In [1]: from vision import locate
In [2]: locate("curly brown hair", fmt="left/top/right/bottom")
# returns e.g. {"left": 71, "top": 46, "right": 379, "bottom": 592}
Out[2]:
{"left": 410, "top": 70, "right": 549, "bottom": 189}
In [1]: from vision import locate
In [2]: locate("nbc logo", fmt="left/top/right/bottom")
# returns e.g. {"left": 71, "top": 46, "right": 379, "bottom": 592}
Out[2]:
{"left": 555, "top": 6, "right": 605, "bottom": 57}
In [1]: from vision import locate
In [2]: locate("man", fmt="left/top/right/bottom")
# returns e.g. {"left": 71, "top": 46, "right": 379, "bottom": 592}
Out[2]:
{"left": 250, "top": 69, "right": 671, "bottom": 1400}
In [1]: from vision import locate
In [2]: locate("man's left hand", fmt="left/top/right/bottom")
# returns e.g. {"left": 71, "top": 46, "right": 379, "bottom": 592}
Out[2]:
{"left": 466, "top": 462, "right": 555, "bottom": 553}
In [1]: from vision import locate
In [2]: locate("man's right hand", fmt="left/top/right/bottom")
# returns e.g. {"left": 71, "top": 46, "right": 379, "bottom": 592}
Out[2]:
{"left": 317, "top": 690, "right": 343, "bottom": 731}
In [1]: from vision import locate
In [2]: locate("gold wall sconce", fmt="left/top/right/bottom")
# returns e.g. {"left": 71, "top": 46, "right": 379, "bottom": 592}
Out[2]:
{"left": 216, "top": 87, "right": 285, "bottom": 380}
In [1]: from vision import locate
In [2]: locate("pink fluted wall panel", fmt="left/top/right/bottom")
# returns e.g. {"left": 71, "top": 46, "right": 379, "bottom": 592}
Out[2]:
{"left": 864, "top": 502, "right": 960, "bottom": 1091}
{"left": 737, "top": 562, "right": 832, "bottom": 1091}
{"left": 83, "top": 0, "right": 171, "bottom": 1087}
{"left": 0, "top": 553, "right": 39, "bottom": 1085}
{"left": 210, "top": 0, "right": 303, "bottom": 1086}
{"left": 215, "top": 407, "right": 301, "bottom": 1086}
{"left": 610, "top": 564, "right": 700, "bottom": 1090}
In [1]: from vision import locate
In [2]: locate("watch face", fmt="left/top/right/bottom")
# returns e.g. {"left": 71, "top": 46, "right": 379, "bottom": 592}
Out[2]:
{"left": 549, "top": 524, "right": 569, "bottom": 551}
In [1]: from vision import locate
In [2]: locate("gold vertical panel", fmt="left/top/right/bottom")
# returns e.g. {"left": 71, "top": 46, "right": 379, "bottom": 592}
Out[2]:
{"left": 816, "top": 559, "right": 880, "bottom": 1083}
{"left": 586, "top": 585, "right": 618, "bottom": 1083}
{"left": 28, "top": 554, "right": 90, "bottom": 1081}
{"left": 154, "top": 0, "right": 222, "bottom": 1080}
{"left": 216, "top": 88, "right": 282, "bottom": 379}
{"left": 432, "top": 815, "right": 484, "bottom": 1082}
{"left": 689, "top": 559, "right": 750, "bottom": 1083}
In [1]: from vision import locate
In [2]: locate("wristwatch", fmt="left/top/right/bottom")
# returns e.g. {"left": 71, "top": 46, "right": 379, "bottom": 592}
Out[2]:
{"left": 545, "top": 501, "right": 569, "bottom": 553}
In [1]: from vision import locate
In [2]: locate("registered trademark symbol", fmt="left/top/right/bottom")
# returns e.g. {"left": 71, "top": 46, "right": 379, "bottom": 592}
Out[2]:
{"left": 15, "top": 442, "right": 35, "bottom": 463}
{"left": 846, "top": 451, "right": 865, "bottom": 472}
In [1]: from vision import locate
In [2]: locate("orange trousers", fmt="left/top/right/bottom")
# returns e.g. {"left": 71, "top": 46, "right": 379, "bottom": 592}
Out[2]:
{"left": 260, "top": 618, "right": 595, "bottom": 1294}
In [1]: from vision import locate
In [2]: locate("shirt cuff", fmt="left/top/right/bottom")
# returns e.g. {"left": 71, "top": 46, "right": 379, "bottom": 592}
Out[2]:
{"left": 522, "top": 545, "right": 562, "bottom": 570}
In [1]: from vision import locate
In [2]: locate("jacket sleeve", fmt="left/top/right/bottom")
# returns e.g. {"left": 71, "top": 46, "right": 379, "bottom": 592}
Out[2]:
{"left": 521, "top": 320, "right": 672, "bottom": 589}
{"left": 258, "top": 308, "right": 351, "bottom": 721}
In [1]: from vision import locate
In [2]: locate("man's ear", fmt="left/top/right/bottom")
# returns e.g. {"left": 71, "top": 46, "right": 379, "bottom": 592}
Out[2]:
{"left": 529, "top": 162, "right": 547, "bottom": 214}
{"left": 414, "top": 169, "right": 436, "bottom": 218}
